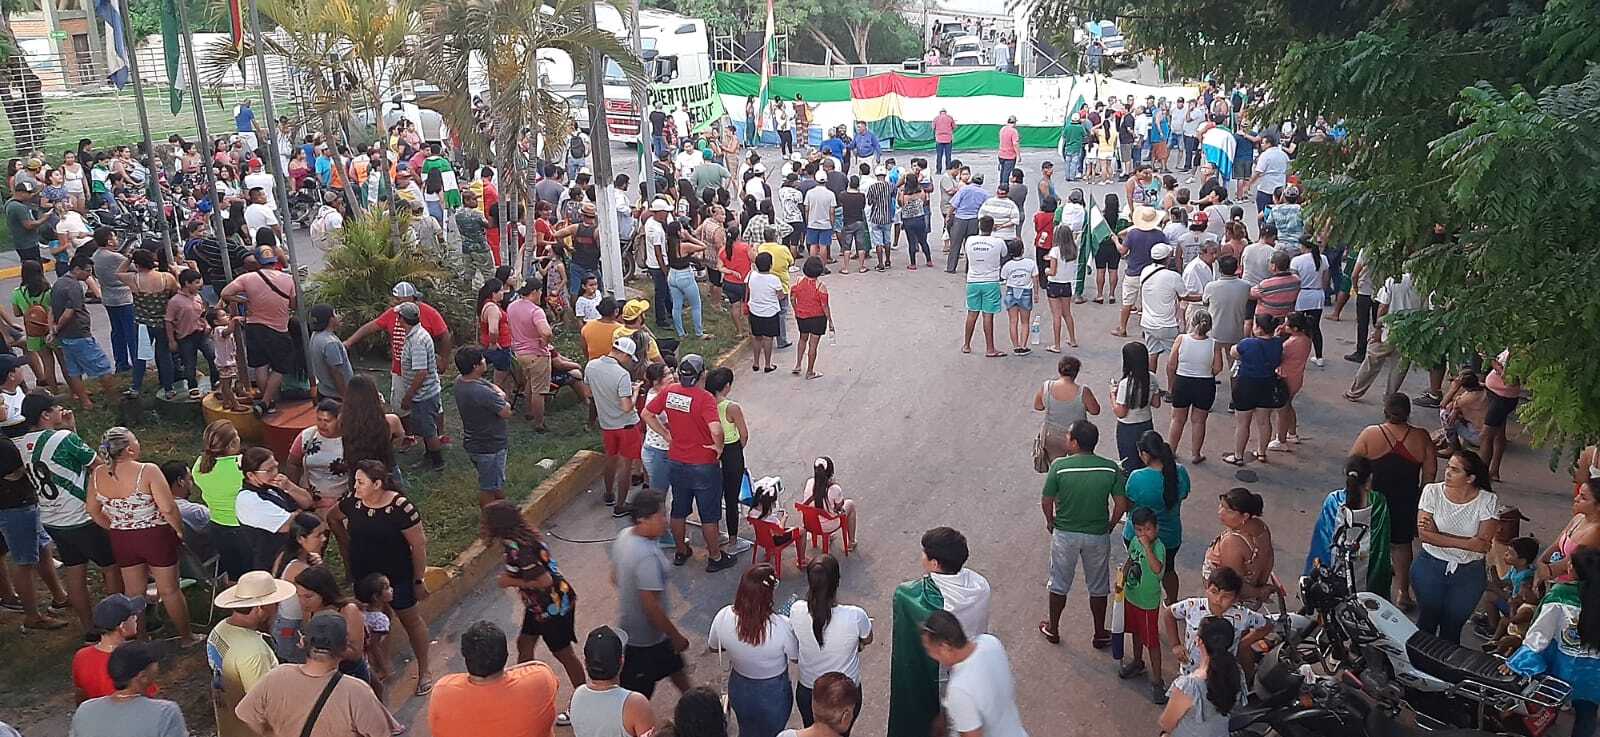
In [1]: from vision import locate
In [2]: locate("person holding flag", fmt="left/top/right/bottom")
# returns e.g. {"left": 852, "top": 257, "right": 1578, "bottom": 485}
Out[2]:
{"left": 888, "top": 527, "right": 991, "bottom": 737}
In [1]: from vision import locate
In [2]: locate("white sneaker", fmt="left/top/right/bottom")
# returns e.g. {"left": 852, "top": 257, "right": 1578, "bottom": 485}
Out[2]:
{"left": 556, "top": 713, "right": 571, "bottom": 727}
{"left": 1268, "top": 439, "right": 1293, "bottom": 452}
{"left": 1311, "top": 357, "right": 1326, "bottom": 368}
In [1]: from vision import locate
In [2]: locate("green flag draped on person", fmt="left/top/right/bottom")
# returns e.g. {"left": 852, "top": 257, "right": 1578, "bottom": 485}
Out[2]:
{"left": 888, "top": 528, "right": 991, "bottom": 737}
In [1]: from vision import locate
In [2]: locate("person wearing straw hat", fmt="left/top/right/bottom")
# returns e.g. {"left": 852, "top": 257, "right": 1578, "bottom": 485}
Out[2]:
{"left": 237, "top": 611, "right": 392, "bottom": 737}
{"left": 1115, "top": 206, "right": 1168, "bottom": 338}
{"left": 209, "top": 570, "right": 293, "bottom": 737}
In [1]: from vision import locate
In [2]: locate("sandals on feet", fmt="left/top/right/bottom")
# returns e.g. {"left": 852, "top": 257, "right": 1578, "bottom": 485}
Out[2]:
{"left": 1221, "top": 453, "right": 1246, "bottom": 466}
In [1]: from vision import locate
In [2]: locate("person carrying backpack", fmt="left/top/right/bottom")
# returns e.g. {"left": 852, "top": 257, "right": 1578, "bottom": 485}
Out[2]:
{"left": 565, "top": 120, "right": 591, "bottom": 182}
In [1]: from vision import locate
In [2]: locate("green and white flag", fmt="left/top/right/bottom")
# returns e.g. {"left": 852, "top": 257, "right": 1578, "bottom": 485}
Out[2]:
{"left": 1086, "top": 201, "right": 1114, "bottom": 247}
{"left": 755, "top": 0, "right": 775, "bottom": 132}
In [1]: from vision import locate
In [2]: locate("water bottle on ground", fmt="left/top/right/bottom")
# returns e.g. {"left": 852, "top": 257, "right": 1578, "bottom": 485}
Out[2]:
{"left": 1029, "top": 315, "right": 1041, "bottom": 345}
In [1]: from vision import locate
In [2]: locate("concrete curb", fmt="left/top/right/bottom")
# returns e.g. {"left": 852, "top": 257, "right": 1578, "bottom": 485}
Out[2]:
{"left": 405, "top": 449, "right": 606, "bottom": 642}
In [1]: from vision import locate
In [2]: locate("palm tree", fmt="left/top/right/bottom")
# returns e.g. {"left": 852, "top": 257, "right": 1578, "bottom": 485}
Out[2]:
{"left": 199, "top": 0, "right": 417, "bottom": 206}
{"left": 408, "top": 0, "right": 641, "bottom": 276}
{"left": 0, "top": 0, "right": 48, "bottom": 154}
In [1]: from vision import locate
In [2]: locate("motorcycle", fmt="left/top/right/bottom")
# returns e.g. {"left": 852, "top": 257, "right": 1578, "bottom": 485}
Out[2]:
{"left": 1299, "top": 524, "right": 1570, "bottom": 736}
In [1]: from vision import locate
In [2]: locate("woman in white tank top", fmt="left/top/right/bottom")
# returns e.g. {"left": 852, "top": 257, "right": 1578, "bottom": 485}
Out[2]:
{"left": 1166, "top": 309, "right": 1222, "bottom": 465}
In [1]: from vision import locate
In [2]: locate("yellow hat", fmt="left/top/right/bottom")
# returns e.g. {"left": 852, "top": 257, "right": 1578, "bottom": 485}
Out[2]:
{"left": 621, "top": 299, "right": 650, "bottom": 321}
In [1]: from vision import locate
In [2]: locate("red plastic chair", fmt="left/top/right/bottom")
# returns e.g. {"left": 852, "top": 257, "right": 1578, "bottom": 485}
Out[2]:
{"left": 749, "top": 517, "right": 805, "bottom": 577}
{"left": 794, "top": 502, "right": 853, "bottom": 559}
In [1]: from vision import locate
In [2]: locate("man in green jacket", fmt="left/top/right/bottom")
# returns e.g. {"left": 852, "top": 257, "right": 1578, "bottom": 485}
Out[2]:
{"left": 1060, "top": 112, "right": 1088, "bottom": 182}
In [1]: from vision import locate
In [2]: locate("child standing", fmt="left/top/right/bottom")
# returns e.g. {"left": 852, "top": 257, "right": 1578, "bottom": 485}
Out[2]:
{"left": 1033, "top": 198, "right": 1058, "bottom": 290}
{"left": 573, "top": 274, "right": 601, "bottom": 323}
{"left": 1120, "top": 508, "right": 1169, "bottom": 703}
{"left": 355, "top": 573, "right": 394, "bottom": 684}
{"left": 1000, "top": 239, "right": 1038, "bottom": 355}
{"left": 208, "top": 308, "right": 246, "bottom": 411}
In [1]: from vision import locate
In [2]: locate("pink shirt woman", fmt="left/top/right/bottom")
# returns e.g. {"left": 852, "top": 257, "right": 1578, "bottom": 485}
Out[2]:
{"left": 1279, "top": 332, "right": 1312, "bottom": 395}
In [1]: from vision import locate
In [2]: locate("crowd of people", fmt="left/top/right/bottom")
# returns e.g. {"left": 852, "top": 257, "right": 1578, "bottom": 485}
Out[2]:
{"left": 1, "top": 75, "right": 1597, "bottom": 737}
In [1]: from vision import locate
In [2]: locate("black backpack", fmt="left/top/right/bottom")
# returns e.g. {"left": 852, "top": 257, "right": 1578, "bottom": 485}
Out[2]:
{"left": 569, "top": 133, "right": 587, "bottom": 160}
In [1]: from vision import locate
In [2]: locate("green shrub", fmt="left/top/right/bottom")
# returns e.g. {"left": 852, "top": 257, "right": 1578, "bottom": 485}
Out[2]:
{"left": 308, "top": 208, "right": 476, "bottom": 353}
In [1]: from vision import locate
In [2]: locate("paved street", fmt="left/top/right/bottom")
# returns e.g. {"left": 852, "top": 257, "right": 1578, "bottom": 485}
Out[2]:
{"left": 381, "top": 145, "right": 1580, "bottom": 735}
{"left": 5, "top": 131, "right": 1578, "bottom": 736}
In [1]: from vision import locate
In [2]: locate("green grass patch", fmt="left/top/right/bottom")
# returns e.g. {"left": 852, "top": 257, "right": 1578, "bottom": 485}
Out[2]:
{"left": 0, "top": 281, "right": 741, "bottom": 732}
{"left": 3, "top": 87, "right": 257, "bottom": 159}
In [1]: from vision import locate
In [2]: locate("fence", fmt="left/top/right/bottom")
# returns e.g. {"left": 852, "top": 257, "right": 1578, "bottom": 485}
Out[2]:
{"left": 1, "top": 31, "right": 307, "bottom": 155}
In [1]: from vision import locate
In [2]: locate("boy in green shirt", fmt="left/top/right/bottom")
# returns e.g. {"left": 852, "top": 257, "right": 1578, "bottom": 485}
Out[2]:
{"left": 1120, "top": 508, "right": 1168, "bottom": 703}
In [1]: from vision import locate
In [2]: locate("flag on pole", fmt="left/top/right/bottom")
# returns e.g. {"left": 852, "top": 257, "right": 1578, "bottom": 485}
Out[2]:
{"left": 754, "top": 0, "right": 775, "bottom": 132}
{"left": 94, "top": 0, "right": 129, "bottom": 88}
{"left": 161, "top": 0, "right": 184, "bottom": 113}
{"left": 227, "top": 0, "right": 247, "bottom": 76}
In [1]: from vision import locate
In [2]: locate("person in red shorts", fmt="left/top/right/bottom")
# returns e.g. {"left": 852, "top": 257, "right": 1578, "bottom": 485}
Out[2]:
{"left": 585, "top": 337, "right": 641, "bottom": 516}
{"left": 1120, "top": 508, "right": 1169, "bottom": 704}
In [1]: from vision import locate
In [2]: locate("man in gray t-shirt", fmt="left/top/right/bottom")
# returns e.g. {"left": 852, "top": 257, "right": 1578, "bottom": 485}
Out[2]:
{"left": 70, "top": 642, "right": 189, "bottom": 737}
{"left": 91, "top": 242, "right": 136, "bottom": 371}
{"left": 610, "top": 491, "right": 690, "bottom": 698}
{"left": 307, "top": 305, "right": 352, "bottom": 400}
{"left": 585, "top": 340, "right": 640, "bottom": 509}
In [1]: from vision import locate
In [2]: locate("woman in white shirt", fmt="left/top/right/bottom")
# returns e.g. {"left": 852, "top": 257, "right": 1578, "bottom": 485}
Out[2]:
{"left": 789, "top": 555, "right": 871, "bottom": 732}
{"left": 1044, "top": 219, "right": 1080, "bottom": 350}
{"left": 1288, "top": 240, "right": 1328, "bottom": 366}
{"left": 708, "top": 564, "right": 799, "bottom": 737}
{"left": 745, "top": 250, "right": 785, "bottom": 372}
{"left": 1166, "top": 309, "right": 1221, "bottom": 464}
{"left": 1412, "top": 449, "right": 1499, "bottom": 643}
{"left": 1112, "top": 341, "right": 1161, "bottom": 472}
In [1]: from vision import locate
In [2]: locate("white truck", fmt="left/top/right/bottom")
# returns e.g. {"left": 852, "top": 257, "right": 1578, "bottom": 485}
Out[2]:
{"left": 540, "top": 5, "right": 714, "bottom": 145}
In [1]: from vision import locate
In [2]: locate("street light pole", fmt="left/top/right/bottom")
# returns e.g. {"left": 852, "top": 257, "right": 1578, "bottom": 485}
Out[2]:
{"left": 631, "top": 0, "right": 653, "bottom": 200}
{"left": 115, "top": 0, "right": 177, "bottom": 266}
{"left": 583, "top": 1, "right": 624, "bottom": 299}
{"left": 243, "top": 0, "right": 313, "bottom": 356}
{"left": 174, "top": 0, "right": 231, "bottom": 281}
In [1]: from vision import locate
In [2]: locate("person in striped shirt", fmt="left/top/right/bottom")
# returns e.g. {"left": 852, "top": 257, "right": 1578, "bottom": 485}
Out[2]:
{"left": 1249, "top": 251, "right": 1299, "bottom": 318}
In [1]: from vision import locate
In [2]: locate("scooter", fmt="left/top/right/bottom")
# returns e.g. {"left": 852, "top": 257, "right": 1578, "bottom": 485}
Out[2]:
{"left": 1303, "top": 525, "right": 1570, "bottom": 736}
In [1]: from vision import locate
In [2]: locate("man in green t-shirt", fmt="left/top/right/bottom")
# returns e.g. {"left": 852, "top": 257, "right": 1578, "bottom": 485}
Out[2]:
{"left": 1039, "top": 419, "right": 1128, "bottom": 646}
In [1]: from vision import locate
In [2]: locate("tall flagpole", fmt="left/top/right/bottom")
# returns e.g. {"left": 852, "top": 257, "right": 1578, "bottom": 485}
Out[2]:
{"left": 115, "top": 0, "right": 177, "bottom": 266}
{"left": 243, "top": 0, "right": 313, "bottom": 356}
{"left": 582, "top": 0, "right": 622, "bottom": 299}
{"left": 175, "top": 0, "right": 232, "bottom": 282}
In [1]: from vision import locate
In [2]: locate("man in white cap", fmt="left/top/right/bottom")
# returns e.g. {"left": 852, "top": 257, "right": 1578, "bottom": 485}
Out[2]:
{"left": 237, "top": 611, "right": 391, "bottom": 737}
{"left": 345, "top": 280, "right": 452, "bottom": 441}
{"left": 1115, "top": 206, "right": 1168, "bottom": 337}
{"left": 586, "top": 336, "right": 641, "bottom": 515}
{"left": 208, "top": 570, "right": 293, "bottom": 737}
{"left": 1138, "top": 243, "right": 1196, "bottom": 375}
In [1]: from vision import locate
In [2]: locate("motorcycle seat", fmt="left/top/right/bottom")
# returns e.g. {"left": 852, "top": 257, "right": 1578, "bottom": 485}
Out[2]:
{"left": 1404, "top": 630, "right": 1523, "bottom": 690}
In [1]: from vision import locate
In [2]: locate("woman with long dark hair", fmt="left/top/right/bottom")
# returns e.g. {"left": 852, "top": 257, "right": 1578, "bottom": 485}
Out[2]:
{"left": 662, "top": 686, "right": 729, "bottom": 737}
{"left": 803, "top": 457, "right": 858, "bottom": 548}
{"left": 1112, "top": 341, "right": 1160, "bottom": 472}
{"left": 269, "top": 512, "right": 325, "bottom": 661}
{"left": 1270, "top": 311, "right": 1313, "bottom": 452}
{"left": 480, "top": 500, "right": 584, "bottom": 722}
{"left": 1507, "top": 548, "right": 1600, "bottom": 737}
{"left": 294, "top": 564, "right": 386, "bottom": 696}
{"left": 1305, "top": 456, "right": 1393, "bottom": 594}
{"left": 1288, "top": 236, "right": 1328, "bottom": 365}
{"left": 339, "top": 374, "right": 406, "bottom": 490}
{"left": 340, "top": 459, "right": 433, "bottom": 693}
{"left": 11, "top": 259, "right": 60, "bottom": 389}
{"left": 899, "top": 170, "right": 932, "bottom": 269}
{"left": 1412, "top": 449, "right": 1498, "bottom": 642}
{"left": 477, "top": 278, "right": 515, "bottom": 394}
{"left": 707, "top": 564, "right": 797, "bottom": 737}
{"left": 789, "top": 555, "right": 871, "bottom": 732}
{"left": 705, "top": 367, "right": 750, "bottom": 548}
{"left": 1092, "top": 193, "right": 1125, "bottom": 303}
{"left": 1157, "top": 617, "right": 1244, "bottom": 737}
{"left": 1122, "top": 430, "right": 1190, "bottom": 601}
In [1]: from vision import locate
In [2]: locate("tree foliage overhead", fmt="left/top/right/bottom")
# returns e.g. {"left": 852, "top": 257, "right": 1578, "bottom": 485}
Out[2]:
{"left": 1031, "top": 0, "right": 1600, "bottom": 447}
{"left": 647, "top": 0, "right": 918, "bottom": 64}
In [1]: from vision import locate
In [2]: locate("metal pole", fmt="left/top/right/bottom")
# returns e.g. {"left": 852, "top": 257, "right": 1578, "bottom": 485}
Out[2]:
{"left": 175, "top": 0, "right": 231, "bottom": 282}
{"left": 115, "top": 0, "right": 177, "bottom": 266}
{"left": 243, "top": 0, "right": 313, "bottom": 356}
{"left": 630, "top": 0, "right": 653, "bottom": 200}
{"left": 583, "top": 0, "right": 624, "bottom": 299}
